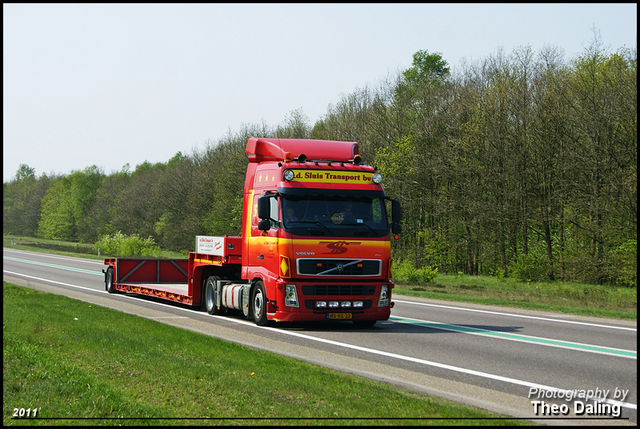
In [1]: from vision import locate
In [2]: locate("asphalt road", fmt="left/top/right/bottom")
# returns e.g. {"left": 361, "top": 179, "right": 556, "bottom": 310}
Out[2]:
{"left": 4, "top": 248, "right": 637, "bottom": 425}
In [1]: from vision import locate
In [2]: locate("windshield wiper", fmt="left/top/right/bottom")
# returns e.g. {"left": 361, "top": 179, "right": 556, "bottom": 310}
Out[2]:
{"left": 349, "top": 222, "right": 379, "bottom": 236}
{"left": 290, "top": 220, "right": 333, "bottom": 234}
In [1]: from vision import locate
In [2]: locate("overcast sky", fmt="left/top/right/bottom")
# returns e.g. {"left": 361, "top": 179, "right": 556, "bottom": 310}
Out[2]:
{"left": 3, "top": 3, "right": 637, "bottom": 182}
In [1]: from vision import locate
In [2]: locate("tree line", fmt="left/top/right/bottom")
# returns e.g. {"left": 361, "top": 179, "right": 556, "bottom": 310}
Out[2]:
{"left": 4, "top": 35, "right": 636, "bottom": 286}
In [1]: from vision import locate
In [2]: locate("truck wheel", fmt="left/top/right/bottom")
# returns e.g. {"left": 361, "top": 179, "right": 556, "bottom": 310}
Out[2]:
{"left": 203, "top": 276, "right": 220, "bottom": 315}
{"left": 251, "top": 281, "right": 269, "bottom": 326}
{"left": 105, "top": 266, "right": 116, "bottom": 294}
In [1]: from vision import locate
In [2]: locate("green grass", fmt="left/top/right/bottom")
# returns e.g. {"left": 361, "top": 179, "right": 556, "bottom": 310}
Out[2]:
{"left": 3, "top": 283, "right": 527, "bottom": 426}
{"left": 393, "top": 273, "right": 636, "bottom": 320}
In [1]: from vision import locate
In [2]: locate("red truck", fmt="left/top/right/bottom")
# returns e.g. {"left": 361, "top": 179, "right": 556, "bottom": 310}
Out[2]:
{"left": 103, "top": 138, "right": 401, "bottom": 326}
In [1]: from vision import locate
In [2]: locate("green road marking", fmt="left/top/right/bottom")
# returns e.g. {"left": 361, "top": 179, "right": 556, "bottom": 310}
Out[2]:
{"left": 390, "top": 316, "right": 636, "bottom": 359}
{"left": 3, "top": 256, "right": 102, "bottom": 276}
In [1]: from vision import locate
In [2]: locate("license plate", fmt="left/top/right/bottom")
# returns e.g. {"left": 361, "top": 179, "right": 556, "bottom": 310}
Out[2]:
{"left": 327, "top": 313, "right": 352, "bottom": 320}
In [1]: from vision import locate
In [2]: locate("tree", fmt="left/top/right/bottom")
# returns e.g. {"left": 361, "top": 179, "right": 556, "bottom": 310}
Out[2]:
{"left": 276, "top": 108, "right": 311, "bottom": 138}
{"left": 70, "top": 166, "right": 104, "bottom": 242}
{"left": 15, "top": 164, "right": 36, "bottom": 181}
{"left": 403, "top": 50, "right": 450, "bottom": 87}
{"left": 310, "top": 87, "right": 377, "bottom": 161}
{"left": 84, "top": 165, "right": 131, "bottom": 240}
{"left": 561, "top": 35, "right": 637, "bottom": 284}
{"left": 37, "top": 179, "right": 74, "bottom": 240}
{"left": 4, "top": 165, "right": 43, "bottom": 235}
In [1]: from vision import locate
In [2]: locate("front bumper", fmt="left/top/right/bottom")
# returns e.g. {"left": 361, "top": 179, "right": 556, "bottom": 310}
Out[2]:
{"left": 267, "top": 301, "right": 392, "bottom": 323}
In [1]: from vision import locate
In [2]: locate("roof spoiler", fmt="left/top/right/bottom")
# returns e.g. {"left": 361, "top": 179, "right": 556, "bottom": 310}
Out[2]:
{"left": 246, "top": 138, "right": 360, "bottom": 164}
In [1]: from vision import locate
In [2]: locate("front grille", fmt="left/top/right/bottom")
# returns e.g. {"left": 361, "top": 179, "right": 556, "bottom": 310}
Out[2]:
{"left": 297, "top": 259, "right": 381, "bottom": 276}
{"left": 301, "top": 285, "right": 376, "bottom": 296}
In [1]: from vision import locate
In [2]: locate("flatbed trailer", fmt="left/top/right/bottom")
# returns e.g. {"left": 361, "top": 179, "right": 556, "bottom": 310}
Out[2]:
{"left": 104, "top": 236, "right": 243, "bottom": 305}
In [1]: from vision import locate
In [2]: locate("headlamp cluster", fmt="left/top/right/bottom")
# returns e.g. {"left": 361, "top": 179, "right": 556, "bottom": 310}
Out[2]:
{"left": 316, "top": 301, "right": 364, "bottom": 309}
{"left": 283, "top": 169, "right": 295, "bottom": 181}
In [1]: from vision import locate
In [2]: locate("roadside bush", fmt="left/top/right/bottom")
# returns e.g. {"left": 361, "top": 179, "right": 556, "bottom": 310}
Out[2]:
{"left": 393, "top": 259, "right": 438, "bottom": 283}
{"left": 418, "top": 266, "right": 439, "bottom": 283}
{"left": 490, "top": 268, "right": 506, "bottom": 279}
{"left": 93, "top": 232, "right": 162, "bottom": 258}
{"left": 603, "top": 240, "right": 637, "bottom": 287}
{"left": 509, "top": 250, "right": 551, "bottom": 282}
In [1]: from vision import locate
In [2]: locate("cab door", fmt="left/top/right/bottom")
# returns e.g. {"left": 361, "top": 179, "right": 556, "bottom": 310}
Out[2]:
{"left": 248, "top": 192, "right": 280, "bottom": 286}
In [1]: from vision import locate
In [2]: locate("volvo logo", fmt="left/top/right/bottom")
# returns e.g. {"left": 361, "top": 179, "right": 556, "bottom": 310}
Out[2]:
{"left": 336, "top": 263, "right": 344, "bottom": 272}
{"left": 319, "top": 241, "right": 361, "bottom": 254}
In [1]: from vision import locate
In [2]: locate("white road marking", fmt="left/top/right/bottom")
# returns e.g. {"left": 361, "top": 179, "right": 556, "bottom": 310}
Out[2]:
{"left": 4, "top": 270, "right": 105, "bottom": 293}
{"left": 3, "top": 248, "right": 105, "bottom": 265}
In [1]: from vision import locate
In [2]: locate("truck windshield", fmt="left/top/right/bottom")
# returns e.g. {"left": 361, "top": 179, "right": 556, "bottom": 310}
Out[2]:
{"left": 281, "top": 193, "right": 389, "bottom": 237}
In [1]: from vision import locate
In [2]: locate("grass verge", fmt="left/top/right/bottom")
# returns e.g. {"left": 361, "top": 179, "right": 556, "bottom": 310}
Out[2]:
{"left": 3, "top": 283, "right": 527, "bottom": 426}
{"left": 3, "top": 235, "right": 184, "bottom": 260}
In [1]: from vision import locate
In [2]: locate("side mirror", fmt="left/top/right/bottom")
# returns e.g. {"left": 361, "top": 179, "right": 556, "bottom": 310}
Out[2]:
{"left": 258, "top": 219, "right": 271, "bottom": 231}
{"left": 390, "top": 199, "right": 401, "bottom": 236}
{"left": 257, "top": 194, "right": 271, "bottom": 220}
{"left": 392, "top": 199, "right": 401, "bottom": 224}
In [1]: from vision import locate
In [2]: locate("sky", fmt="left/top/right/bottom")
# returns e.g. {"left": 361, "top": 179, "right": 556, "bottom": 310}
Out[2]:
{"left": 3, "top": 3, "right": 637, "bottom": 182}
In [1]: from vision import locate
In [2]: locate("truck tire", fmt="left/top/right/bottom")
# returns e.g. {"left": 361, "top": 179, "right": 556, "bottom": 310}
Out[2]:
{"left": 251, "top": 280, "right": 269, "bottom": 326}
{"left": 203, "top": 276, "right": 221, "bottom": 315}
{"left": 105, "top": 266, "right": 116, "bottom": 294}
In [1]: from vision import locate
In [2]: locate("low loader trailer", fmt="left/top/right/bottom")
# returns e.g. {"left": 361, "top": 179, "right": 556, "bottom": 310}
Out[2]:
{"left": 103, "top": 138, "right": 401, "bottom": 326}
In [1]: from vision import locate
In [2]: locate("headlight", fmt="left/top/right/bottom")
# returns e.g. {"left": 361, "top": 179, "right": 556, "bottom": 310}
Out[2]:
{"left": 329, "top": 301, "right": 339, "bottom": 308}
{"left": 283, "top": 170, "right": 295, "bottom": 181}
{"left": 353, "top": 301, "right": 363, "bottom": 308}
{"left": 372, "top": 173, "right": 382, "bottom": 184}
{"left": 341, "top": 301, "right": 351, "bottom": 308}
{"left": 284, "top": 284, "right": 298, "bottom": 307}
{"left": 316, "top": 301, "right": 327, "bottom": 308}
{"left": 378, "top": 285, "right": 389, "bottom": 307}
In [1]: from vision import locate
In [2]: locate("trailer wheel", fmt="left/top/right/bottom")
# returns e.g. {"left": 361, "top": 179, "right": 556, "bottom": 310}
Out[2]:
{"left": 203, "top": 276, "right": 221, "bottom": 315}
{"left": 105, "top": 266, "right": 116, "bottom": 294}
{"left": 251, "top": 280, "right": 269, "bottom": 326}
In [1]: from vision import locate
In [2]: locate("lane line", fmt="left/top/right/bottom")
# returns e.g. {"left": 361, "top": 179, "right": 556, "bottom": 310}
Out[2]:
{"left": 3, "top": 270, "right": 105, "bottom": 293}
{"left": 149, "top": 316, "right": 189, "bottom": 320}
{"left": 390, "top": 316, "right": 636, "bottom": 359}
{"left": 4, "top": 256, "right": 103, "bottom": 276}
{"left": 3, "top": 248, "right": 105, "bottom": 265}
{"left": 4, "top": 269, "right": 637, "bottom": 411}
{"left": 393, "top": 299, "right": 637, "bottom": 331}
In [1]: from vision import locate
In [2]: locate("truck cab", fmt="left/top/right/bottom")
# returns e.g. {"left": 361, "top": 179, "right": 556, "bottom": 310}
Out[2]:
{"left": 241, "top": 138, "right": 401, "bottom": 325}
